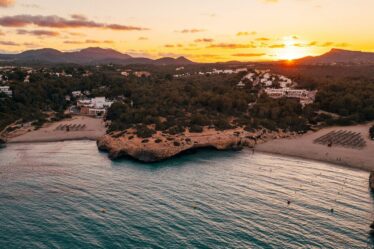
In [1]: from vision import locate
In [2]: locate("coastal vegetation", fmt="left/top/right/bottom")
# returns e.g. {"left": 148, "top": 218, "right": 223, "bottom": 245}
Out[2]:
{"left": 1, "top": 64, "right": 374, "bottom": 136}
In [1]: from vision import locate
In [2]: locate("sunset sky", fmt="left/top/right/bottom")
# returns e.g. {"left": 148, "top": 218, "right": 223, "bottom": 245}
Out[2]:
{"left": 0, "top": 0, "right": 374, "bottom": 62}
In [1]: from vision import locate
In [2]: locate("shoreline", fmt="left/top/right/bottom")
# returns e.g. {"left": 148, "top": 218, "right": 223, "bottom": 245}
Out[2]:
{"left": 3, "top": 116, "right": 373, "bottom": 171}
{"left": 256, "top": 150, "right": 369, "bottom": 173}
{"left": 8, "top": 137, "right": 98, "bottom": 144}
{"left": 256, "top": 123, "right": 374, "bottom": 172}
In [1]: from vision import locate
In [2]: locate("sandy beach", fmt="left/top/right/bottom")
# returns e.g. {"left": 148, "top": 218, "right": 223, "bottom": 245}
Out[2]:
{"left": 256, "top": 123, "right": 374, "bottom": 171}
{"left": 6, "top": 114, "right": 374, "bottom": 171}
{"left": 8, "top": 116, "right": 106, "bottom": 143}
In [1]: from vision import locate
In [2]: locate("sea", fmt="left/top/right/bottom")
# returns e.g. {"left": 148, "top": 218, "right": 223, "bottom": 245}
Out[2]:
{"left": 0, "top": 141, "right": 373, "bottom": 249}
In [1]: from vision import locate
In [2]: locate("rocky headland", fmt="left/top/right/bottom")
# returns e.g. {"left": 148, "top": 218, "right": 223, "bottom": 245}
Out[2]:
{"left": 97, "top": 128, "right": 295, "bottom": 162}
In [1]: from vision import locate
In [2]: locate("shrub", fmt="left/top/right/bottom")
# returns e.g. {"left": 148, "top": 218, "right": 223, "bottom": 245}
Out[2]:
{"left": 213, "top": 118, "right": 232, "bottom": 130}
{"left": 189, "top": 124, "right": 203, "bottom": 133}
{"left": 166, "top": 125, "right": 184, "bottom": 135}
{"left": 136, "top": 125, "right": 155, "bottom": 138}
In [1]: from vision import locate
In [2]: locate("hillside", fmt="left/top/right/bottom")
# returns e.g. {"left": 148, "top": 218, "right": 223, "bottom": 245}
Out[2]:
{"left": 0, "top": 47, "right": 195, "bottom": 66}
{"left": 296, "top": 49, "right": 374, "bottom": 65}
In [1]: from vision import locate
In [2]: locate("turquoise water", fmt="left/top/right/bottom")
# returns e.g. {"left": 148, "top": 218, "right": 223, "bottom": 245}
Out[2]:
{"left": 0, "top": 141, "right": 373, "bottom": 249}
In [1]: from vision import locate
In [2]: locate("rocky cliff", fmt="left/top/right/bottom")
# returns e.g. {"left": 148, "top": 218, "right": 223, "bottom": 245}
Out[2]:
{"left": 369, "top": 172, "right": 374, "bottom": 191}
{"left": 97, "top": 128, "right": 295, "bottom": 162}
{"left": 97, "top": 129, "right": 258, "bottom": 162}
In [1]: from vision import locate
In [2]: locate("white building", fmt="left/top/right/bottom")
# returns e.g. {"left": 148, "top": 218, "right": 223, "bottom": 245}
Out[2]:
{"left": 235, "top": 68, "right": 248, "bottom": 73}
{"left": 237, "top": 82, "right": 246, "bottom": 88}
{"left": 0, "top": 86, "right": 12, "bottom": 97}
{"left": 24, "top": 75, "right": 30, "bottom": 83}
{"left": 134, "top": 71, "right": 151, "bottom": 77}
{"left": 91, "top": 97, "right": 113, "bottom": 108}
{"left": 265, "top": 88, "right": 317, "bottom": 106}
{"left": 77, "top": 97, "right": 113, "bottom": 117}
{"left": 72, "top": 91, "right": 83, "bottom": 98}
{"left": 223, "top": 69, "right": 234, "bottom": 74}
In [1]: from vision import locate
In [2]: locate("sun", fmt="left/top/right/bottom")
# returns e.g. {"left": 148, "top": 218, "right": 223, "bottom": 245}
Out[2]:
{"left": 275, "top": 46, "right": 310, "bottom": 61}
{"left": 274, "top": 36, "right": 310, "bottom": 61}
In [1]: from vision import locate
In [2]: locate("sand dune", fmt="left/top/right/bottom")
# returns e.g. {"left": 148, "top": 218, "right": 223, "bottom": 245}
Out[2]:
{"left": 256, "top": 123, "right": 374, "bottom": 171}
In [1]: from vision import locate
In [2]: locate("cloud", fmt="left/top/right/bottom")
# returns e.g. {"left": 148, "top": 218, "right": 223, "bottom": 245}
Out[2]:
{"left": 293, "top": 41, "right": 349, "bottom": 48}
{"left": 23, "top": 42, "right": 36, "bottom": 46}
{"left": 0, "top": 40, "right": 18, "bottom": 46}
{"left": 138, "top": 36, "right": 148, "bottom": 40}
{"left": 294, "top": 41, "right": 318, "bottom": 47}
{"left": 164, "top": 44, "right": 183, "bottom": 48}
{"left": 268, "top": 44, "right": 285, "bottom": 48}
{"left": 0, "top": 0, "right": 14, "bottom": 8}
{"left": 67, "top": 31, "right": 85, "bottom": 37}
{"left": 256, "top": 37, "right": 270, "bottom": 41}
{"left": 70, "top": 14, "right": 87, "bottom": 21}
{"left": 232, "top": 53, "right": 266, "bottom": 57}
{"left": 319, "top": 42, "right": 349, "bottom": 47}
{"left": 17, "top": 29, "right": 60, "bottom": 37}
{"left": 260, "top": 0, "right": 279, "bottom": 3}
{"left": 237, "top": 31, "right": 257, "bottom": 36}
{"left": 20, "top": 3, "right": 40, "bottom": 8}
{"left": 194, "top": 38, "right": 214, "bottom": 43}
{"left": 334, "top": 42, "right": 349, "bottom": 47}
{"left": 321, "top": 42, "right": 334, "bottom": 47}
{"left": 0, "top": 15, "right": 148, "bottom": 31}
{"left": 64, "top": 39, "right": 114, "bottom": 44}
{"left": 308, "top": 41, "right": 318, "bottom": 46}
{"left": 86, "top": 39, "right": 113, "bottom": 44}
{"left": 208, "top": 43, "right": 257, "bottom": 49}
{"left": 177, "top": 29, "right": 205, "bottom": 33}
{"left": 0, "top": 40, "right": 36, "bottom": 46}
{"left": 0, "top": 30, "right": 4, "bottom": 35}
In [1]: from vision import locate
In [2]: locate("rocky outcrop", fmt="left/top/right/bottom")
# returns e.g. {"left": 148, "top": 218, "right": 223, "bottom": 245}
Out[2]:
{"left": 369, "top": 172, "right": 374, "bottom": 191}
{"left": 0, "top": 137, "right": 6, "bottom": 148}
{"left": 97, "top": 130, "right": 253, "bottom": 162}
{"left": 96, "top": 128, "right": 295, "bottom": 163}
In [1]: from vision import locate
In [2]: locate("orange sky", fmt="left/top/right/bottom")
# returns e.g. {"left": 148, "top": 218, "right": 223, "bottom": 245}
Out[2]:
{"left": 0, "top": 0, "right": 373, "bottom": 62}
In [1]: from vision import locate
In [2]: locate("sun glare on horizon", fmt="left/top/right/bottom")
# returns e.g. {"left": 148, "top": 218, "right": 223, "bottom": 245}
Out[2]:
{"left": 274, "top": 36, "right": 311, "bottom": 61}
{"left": 0, "top": 0, "right": 373, "bottom": 62}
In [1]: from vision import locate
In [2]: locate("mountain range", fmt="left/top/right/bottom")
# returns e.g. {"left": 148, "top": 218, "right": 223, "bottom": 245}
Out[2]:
{"left": 295, "top": 48, "right": 374, "bottom": 65}
{"left": 0, "top": 47, "right": 195, "bottom": 66}
{"left": 1, "top": 47, "right": 374, "bottom": 66}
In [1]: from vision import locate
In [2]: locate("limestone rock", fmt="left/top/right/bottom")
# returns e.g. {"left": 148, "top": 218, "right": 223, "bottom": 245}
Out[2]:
{"left": 369, "top": 172, "right": 374, "bottom": 191}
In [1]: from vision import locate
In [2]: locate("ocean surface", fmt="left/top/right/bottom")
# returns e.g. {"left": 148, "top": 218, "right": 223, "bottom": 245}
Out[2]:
{"left": 0, "top": 141, "right": 373, "bottom": 249}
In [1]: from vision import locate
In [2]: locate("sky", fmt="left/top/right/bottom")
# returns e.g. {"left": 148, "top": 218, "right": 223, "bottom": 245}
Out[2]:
{"left": 0, "top": 0, "right": 373, "bottom": 62}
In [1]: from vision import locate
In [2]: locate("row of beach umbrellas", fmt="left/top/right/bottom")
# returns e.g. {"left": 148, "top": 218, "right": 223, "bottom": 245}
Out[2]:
{"left": 55, "top": 124, "right": 86, "bottom": 131}
{"left": 314, "top": 130, "right": 366, "bottom": 149}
